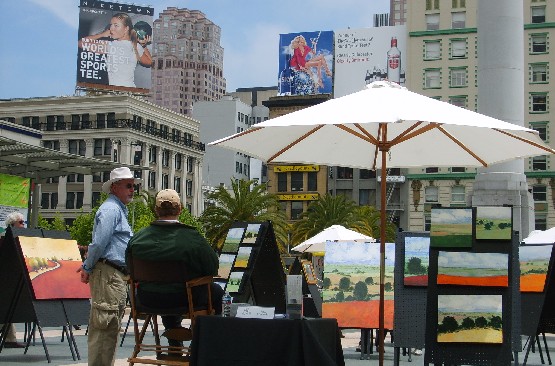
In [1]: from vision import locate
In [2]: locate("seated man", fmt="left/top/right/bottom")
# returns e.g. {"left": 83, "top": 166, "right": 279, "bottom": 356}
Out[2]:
{"left": 126, "top": 189, "right": 224, "bottom": 349}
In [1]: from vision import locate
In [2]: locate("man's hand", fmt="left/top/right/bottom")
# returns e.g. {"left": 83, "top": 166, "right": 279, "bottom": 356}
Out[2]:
{"left": 77, "top": 266, "right": 90, "bottom": 284}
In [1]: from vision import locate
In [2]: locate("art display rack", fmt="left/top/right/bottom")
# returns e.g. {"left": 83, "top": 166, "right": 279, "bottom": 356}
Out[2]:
{"left": 0, "top": 227, "right": 89, "bottom": 363}
{"left": 288, "top": 257, "right": 322, "bottom": 317}
{"left": 218, "top": 221, "right": 286, "bottom": 314}
{"left": 424, "top": 231, "right": 521, "bottom": 366}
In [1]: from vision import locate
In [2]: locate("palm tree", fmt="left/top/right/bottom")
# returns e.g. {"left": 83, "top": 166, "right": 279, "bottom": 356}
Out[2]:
{"left": 200, "top": 179, "right": 287, "bottom": 251}
{"left": 352, "top": 205, "right": 397, "bottom": 242}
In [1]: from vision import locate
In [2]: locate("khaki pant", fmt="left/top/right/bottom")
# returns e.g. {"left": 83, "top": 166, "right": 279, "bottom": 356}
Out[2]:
{"left": 87, "top": 262, "right": 128, "bottom": 366}
{"left": 0, "top": 323, "right": 17, "bottom": 343}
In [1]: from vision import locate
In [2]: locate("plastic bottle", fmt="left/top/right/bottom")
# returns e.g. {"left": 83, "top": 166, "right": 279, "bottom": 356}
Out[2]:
{"left": 222, "top": 292, "right": 232, "bottom": 317}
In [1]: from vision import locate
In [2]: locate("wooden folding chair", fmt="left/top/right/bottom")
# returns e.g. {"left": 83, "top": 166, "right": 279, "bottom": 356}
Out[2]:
{"left": 127, "top": 256, "right": 215, "bottom": 366}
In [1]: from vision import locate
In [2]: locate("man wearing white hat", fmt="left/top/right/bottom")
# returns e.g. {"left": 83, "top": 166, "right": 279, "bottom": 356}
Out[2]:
{"left": 77, "top": 167, "right": 139, "bottom": 366}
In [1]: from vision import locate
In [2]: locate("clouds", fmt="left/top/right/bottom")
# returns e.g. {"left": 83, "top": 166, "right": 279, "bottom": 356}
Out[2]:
{"left": 438, "top": 294, "right": 502, "bottom": 314}
{"left": 438, "top": 251, "right": 508, "bottom": 270}
{"left": 432, "top": 208, "right": 473, "bottom": 225}
{"left": 325, "top": 241, "right": 395, "bottom": 266}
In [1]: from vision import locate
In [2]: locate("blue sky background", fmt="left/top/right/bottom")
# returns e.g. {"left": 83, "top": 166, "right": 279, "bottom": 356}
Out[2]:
{"left": 0, "top": 0, "right": 389, "bottom": 99}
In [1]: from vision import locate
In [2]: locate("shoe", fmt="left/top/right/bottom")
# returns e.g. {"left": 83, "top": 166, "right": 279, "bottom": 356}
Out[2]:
{"left": 412, "top": 349, "right": 423, "bottom": 355}
{"left": 73, "top": 325, "right": 81, "bottom": 330}
{"left": 4, "top": 342, "right": 25, "bottom": 348}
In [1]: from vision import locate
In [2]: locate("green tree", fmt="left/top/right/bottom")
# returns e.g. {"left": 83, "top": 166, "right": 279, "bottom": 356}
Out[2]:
{"left": 200, "top": 179, "right": 287, "bottom": 251}
{"left": 323, "top": 277, "right": 332, "bottom": 289}
{"left": 351, "top": 205, "right": 397, "bottom": 242}
{"left": 475, "top": 316, "right": 488, "bottom": 328}
{"left": 439, "top": 316, "right": 458, "bottom": 333}
{"left": 365, "top": 277, "right": 374, "bottom": 285}
{"left": 406, "top": 257, "right": 427, "bottom": 275}
{"left": 489, "top": 315, "right": 502, "bottom": 329}
{"left": 339, "top": 276, "right": 351, "bottom": 291}
{"left": 353, "top": 281, "right": 368, "bottom": 300}
{"left": 384, "top": 282, "right": 392, "bottom": 291}
{"left": 461, "top": 317, "right": 475, "bottom": 329}
{"left": 335, "top": 291, "right": 344, "bottom": 302}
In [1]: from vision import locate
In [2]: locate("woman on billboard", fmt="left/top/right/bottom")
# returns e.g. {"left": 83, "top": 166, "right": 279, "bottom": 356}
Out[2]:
{"left": 289, "top": 34, "right": 332, "bottom": 90}
{"left": 78, "top": 13, "right": 152, "bottom": 88}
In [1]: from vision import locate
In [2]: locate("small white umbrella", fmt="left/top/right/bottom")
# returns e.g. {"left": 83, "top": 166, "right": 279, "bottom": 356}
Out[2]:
{"left": 522, "top": 227, "right": 555, "bottom": 244}
{"left": 291, "top": 225, "right": 375, "bottom": 253}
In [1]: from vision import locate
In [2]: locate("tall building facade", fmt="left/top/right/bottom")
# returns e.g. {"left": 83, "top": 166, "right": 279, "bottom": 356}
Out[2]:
{"left": 0, "top": 95, "right": 205, "bottom": 224}
{"left": 402, "top": 0, "right": 554, "bottom": 232}
{"left": 148, "top": 7, "right": 226, "bottom": 115}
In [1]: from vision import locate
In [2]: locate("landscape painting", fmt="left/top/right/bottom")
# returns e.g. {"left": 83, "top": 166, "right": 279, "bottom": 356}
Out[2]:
{"left": 430, "top": 208, "right": 473, "bottom": 248}
{"left": 475, "top": 206, "right": 512, "bottom": 241}
{"left": 403, "top": 236, "right": 430, "bottom": 286}
{"left": 437, "top": 294, "right": 503, "bottom": 344}
{"left": 437, "top": 251, "right": 508, "bottom": 287}
{"left": 519, "top": 244, "right": 553, "bottom": 292}
{"left": 234, "top": 246, "right": 253, "bottom": 268}
{"left": 217, "top": 253, "right": 236, "bottom": 280}
{"left": 322, "top": 241, "right": 395, "bottom": 329}
{"left": 221, "top": 227, "right": 245, "bottom": 253}
{"left": 18, "top": 236, "right": 90, "bottom": 299}
{"left": 226, "top": 271, "right": 245, "bottom": 293}
{"left": 242, "top": 223, "right": 262, "bottom": 244}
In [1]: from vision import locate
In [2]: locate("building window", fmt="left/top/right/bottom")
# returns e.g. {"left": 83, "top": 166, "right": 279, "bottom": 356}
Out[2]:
{"left": 359, "top": 189, "right": 370, "bottom": 205}
{"left": 148, "top": 171, "right": 156, "bottom": 189}
{"left": 532, "top": 185, "right": 547, "bottom": 202}
{"left": 451, "top": 185, "right": 465, "bottom": 204}
{"left": 532, "top": 155, "right": 548, "bottom": 170}
{"left": 449, "top": 95, "right": 467, "bottom": 108}
{"left": 186, "top": 180, "right": 193, "bottom": 197}
{"left": 451, "top": 167, "right": 466, "bottom": 173}
{"left": 424, "top": 69, "right": 441, "bottom": 88}
{"left": 424, "top": 40, "right": 441, "bottom": 60}
{"left": 530, "top": 93, "right": 548, "bottom": 113}
{"left": 94, "top": 139, "right": 111, "bottom": 156}
{"left": 69, "top": 140, "right": 86, "bottom": 156}
{"left": 452, "top": 0, "right": 465, "bottom": 8}
{"left": 425, "top": 167, "right": 439, "bottom": 173}
{"left": 291, "top": 201, "right": 303, "bottom": 220}
{"left": 426, "top": 14, "right": 440, "bottom": 31}
{"left": 162, "top": 149, "right": 170, "bottom": 167}
{"left": 307, "top": 172, "right": 318, "bottom": 191}
{"left": 530, "top": 122, "right": 548, "bottom": 141}
{"left": 450, "top": 39, "right": 466, "bottom": 59}
{"left": 187, "top": 157, "right": 194, "bottom": 173}
{"left": 360, "top": 169, "right": 375, "bottom": 179}
{"left": 174, "top": 177, "right": 181, "bottom": 193}
{"left": 175, "top": 153, "right": 182, "bottom": 170}
{"left": 337, "top": 167, "right": 353, "bottom": 179}
{"left": 149, "top": 146, "right": 158, "bottom": 163}
{"left": 535, "top": 214, "right": 547, "bottom": 231}
{"left": 451, "top": 12, "right": 466, "bottom": 29}
{"left": 41, "top": 192, "right": 58, "bottom": 209}
{"left": 291, "top": 172, "right": 303, "bottom": 191}
{"left": 425, "top": 186, "right": 439, "bottom": 202}
{"left": 450, "top": 68, "right": 467, "bottom": 87}
{"left": 43, "top": 140, "right": 60, "bottom": 151}
{"left": 531, "top": 34, "right": 547, "bottom": 53}
{"left": 426, "top": 0, "right": 440, "bottom": 11}
{"left": 531, "top": 6, "right": 546, "bottom": 23}
{"left": 277, "top": 173, "right": 287, "bottom": 192}
{"left": 66, "top": 192, "right": 84, "bottom": 209}
{"left": 162, "top": 174, "right": 169, "bottom": 189}
{"left": 424, "top": 215, "right": 431, "bottom": 231}
{"left": 530, "top": 63, "right": 548, "bottom": 83}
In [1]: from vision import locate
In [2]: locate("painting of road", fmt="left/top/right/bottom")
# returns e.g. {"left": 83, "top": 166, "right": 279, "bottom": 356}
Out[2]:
{"left": 221, "top": 227, "right": 245, "bottom": 253}
{"left": 437, "top": 251, "right": 508, "bottom": 287}
{"left": 322, "top": 241, "right": 395, "bottom": 329}
{"left": 18, "top": 236, "right": 90, "bottom": 299}
{"left": 437, "top": 294, "right": 503, "bottom": 344}
{"left": 431, "top": 208, "right": 473, "bottom": 248}
{"left": 475, "top": 206, "right": 512, "bottom": 240}
{"left": 519, "top": 244, "right": 553, "bottom": 292}
{"left": 403, "top": 236, "right": 430, "bottom": 286}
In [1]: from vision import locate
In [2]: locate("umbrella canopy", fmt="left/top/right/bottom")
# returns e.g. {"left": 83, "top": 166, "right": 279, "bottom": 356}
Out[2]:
{"left": 291, "top": 225, "right": 375, "bottom": 253}
{"left": 209, "top": 80, "right": 555, "bottom": 365}
{"left": 522, "top": 227, "right": 555, "bottom": 244}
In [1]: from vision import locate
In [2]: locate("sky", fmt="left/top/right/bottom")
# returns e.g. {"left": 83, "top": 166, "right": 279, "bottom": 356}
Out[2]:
{"left": 0, "top": 0, "right": 389, "bottom": 99}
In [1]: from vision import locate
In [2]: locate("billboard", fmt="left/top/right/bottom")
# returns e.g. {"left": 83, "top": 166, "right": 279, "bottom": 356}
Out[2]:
{"left": 334, "top": 26, "right": 407, "bottom": 98}
{"left": 278, "top": 31, "right": 334, "bottom": 96}
{"left": 77, "top": 0, "right": 154, "bottom": 93}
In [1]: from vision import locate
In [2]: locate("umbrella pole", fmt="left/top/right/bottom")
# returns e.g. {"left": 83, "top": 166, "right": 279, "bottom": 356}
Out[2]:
{"left": 379, "top": 143, "right": 387, "bottom": 366}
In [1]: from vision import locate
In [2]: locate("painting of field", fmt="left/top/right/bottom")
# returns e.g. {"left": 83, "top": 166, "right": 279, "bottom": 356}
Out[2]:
{"left": 519, "top": 244, "right": 553, "bottom": 292}
{"left": 217, "top": 253, "right": 236, "bottom": 280}
{"left": 322, "top": 241, "right": 395, "bottom": 328}
{"left": 404, "top": 236, "right": 430, "bottom": 286}
{"left": 437, "top": 294, "right": 503, "bottom": 344}
{"left": 430, "top": 208, "right": 473, "bottom": 248}
{"left": 475, "top": 206, "right": 512, "bottom": 240}
{"left": 19, "top": 236, "right": 90, "bottom": 300}
{"left": 226, "top": 271, "right": 245, "bottom": 293}
{"left": 235, "top": 246, "right": 252, "bottom": 268}
{"left": 242, "top": 223, "right": 262, "bottom": 244}
{"left": 221, "top": 227, "right": 245, "bottom": 253}
{"left": 437, "top": 251, "right": 508, "bottom": 287}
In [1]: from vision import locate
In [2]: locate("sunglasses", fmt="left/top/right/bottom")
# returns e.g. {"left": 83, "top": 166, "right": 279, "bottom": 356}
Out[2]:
{"left": 19, "top": 221, "right": 25, "bottom": 225}
{"left": 118, "top": 183, "right": 134, "bottom": 189}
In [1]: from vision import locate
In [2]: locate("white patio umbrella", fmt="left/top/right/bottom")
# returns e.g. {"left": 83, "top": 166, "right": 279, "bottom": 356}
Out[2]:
{"left": 291, "top": 224, "right": 375, "bottom": 253}
{"left": 209, "top": 80, "right": 555, "bottom": 365}
{"left": 522, "top": 227, "right": 555, "bottom": 244}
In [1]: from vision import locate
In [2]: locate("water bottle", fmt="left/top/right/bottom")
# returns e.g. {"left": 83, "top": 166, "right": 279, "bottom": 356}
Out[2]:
{"left": 222, "top": 292, "right": 232, "bottom": 317}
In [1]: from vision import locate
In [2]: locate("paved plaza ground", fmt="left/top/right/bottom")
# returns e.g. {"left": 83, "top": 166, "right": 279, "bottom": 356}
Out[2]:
{"left": 0, "top": 317, "right": 553, "bottom": 365}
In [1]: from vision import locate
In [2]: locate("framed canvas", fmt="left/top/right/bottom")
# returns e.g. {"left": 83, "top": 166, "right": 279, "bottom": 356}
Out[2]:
{"left": 242, "top": 223, "right": 262, "bottom": 244}
{"left": 221, "top": 227, "right": 245, "bottom": 253}
{"left": 437, "top": 294, "right": 503, "bottom": 344}
{"left": 403, "top": 236, "right": 430, "bottom": 287}
{"left": 217, "top": 253, "right": 236, "bottom": 280}
{"left": 226, "top": 271, "right": 245, "bottom": 293}
{"left": 430, "top": 207, "right": 473, "bottom": 248}
{"left": 519, "top": 244, "right": 553, "bottom": 292}
{"left": 301, "top": 260, "right": 318, "bottom": 285}
{"left": 18, "top": 236, "right": 90, "bottom": 300}
{"left": 475, "top": 206, "right": 512, "bottom": 241}
{"left": 437, "top": 251, "right": 508, "bottom": 287}
{"left": 234, "top": 247, "right": 253, "bottom": 269}
{"left": 322, "top": 241, "right": 395, "bottom": 329}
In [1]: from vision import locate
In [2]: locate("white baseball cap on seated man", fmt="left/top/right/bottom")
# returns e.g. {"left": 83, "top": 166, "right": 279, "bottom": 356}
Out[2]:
{"left": 102, "top": 167, "right": 141, "bottom": 194}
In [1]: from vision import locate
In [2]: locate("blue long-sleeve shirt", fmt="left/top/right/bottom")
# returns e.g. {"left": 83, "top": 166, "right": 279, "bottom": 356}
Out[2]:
{"left": 82, "top": 194, "right": 132, "bottom": 273}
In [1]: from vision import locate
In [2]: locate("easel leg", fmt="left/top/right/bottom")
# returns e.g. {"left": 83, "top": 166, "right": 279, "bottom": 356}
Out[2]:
{"left": 62, "top": 326, "right": 77, "bottom": 361}
{"left": 523, "top": 335, "right": 533, "bottom": 366}
{"left": 537, "top": 335, "right": 545, "bottom": 364}
{"left": 35, "top": 323, "right": 51, "bottom": 363}
{"left": 543, "top": 332, "right": 552, "bottom": 365}
{"left": 67, "top": 323, "right": 81, "bottom": 360}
